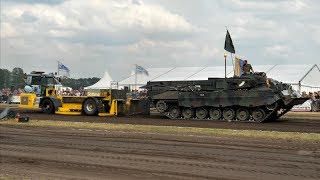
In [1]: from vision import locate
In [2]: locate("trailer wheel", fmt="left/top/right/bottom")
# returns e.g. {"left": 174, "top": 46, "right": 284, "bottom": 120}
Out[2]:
{"left": 7, "top": 110, "right": 16, "bottom": 118}
{"left": 83, "top": 99, "right": 98, "bottom": 116}
{"left": 41, "top": 99, "right": 55, "bottom": 114}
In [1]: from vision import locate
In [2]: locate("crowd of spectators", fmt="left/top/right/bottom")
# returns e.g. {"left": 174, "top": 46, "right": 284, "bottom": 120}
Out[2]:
{"left": 0, "top": 88, "right": 24, "bottom": 103}
{"left": 126, "top": 89, "right": 148, "bottom": 99}
{"left": 56, "top": 87, "right": 86, "bottom": 96}
{"left": 301, "top": 91, "right": 320, "bottom": 112}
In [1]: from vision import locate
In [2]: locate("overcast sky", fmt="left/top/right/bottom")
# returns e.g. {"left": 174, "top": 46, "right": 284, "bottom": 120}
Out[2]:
{"left": 1, "top": 0, "right": 319, "bottom": 80}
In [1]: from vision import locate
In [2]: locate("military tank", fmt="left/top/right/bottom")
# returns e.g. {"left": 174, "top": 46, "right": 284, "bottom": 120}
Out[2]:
{"left": 144, "top": 72, "right": 308, "bottom": 122}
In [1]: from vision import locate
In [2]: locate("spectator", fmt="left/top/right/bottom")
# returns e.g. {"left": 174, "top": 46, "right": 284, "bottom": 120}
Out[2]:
{"left": 242, "top": 60, "right": 254, "bottom": 74}
{"left": 313, "top": 91, "right": 320, "bottom": 112}
{"left": 301, "top": 91, "right": 308, "bottom": 98}
{"left": 314, "top": 91, "right": 320, "bottom": 99}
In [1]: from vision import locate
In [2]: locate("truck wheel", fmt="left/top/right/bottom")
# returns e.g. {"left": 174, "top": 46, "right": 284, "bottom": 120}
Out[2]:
{"left": 83, "top": 99, "right": 98, "bottom": 116}
{"left": 41, "top": 99, "right": 55, "bottom": 114}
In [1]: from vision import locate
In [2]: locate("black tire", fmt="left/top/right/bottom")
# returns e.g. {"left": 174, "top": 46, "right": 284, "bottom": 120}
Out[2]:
{"left": 41, "top": 99, "right": 55, "bottom": 114}
{"left": 83, "top": 98, "right": 98, "bottom": 116}
{"left": 7, "top": 110, "right": 16, "bottom": 118}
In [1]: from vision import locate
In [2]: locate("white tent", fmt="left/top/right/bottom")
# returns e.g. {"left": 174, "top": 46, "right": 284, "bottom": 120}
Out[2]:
{"left": 118, "top": 64, "right": 320, "bottom": 93}
{"left": 84, "top": 70, "right": 113, "bottom": 90}
{"left": 266, "top": 64, "right": 320, "bottom": 93}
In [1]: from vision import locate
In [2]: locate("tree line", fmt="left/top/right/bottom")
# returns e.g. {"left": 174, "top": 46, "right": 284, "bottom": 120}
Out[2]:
{"left": 0, "top": 68, "right": 100, "bottom": 90}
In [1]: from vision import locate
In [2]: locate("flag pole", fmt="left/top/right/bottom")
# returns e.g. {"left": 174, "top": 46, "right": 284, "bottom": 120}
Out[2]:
{"left": 57, "top": 61, "right": 59, "bottom": 77}
{"left": 224, "top": 53, "right": 227, "bottom": 78}
{"left": 230, "top": 53, "right": 234, "bottom": 77}
{"left": 135, "top": 64, "right": 137, "bottom": 90}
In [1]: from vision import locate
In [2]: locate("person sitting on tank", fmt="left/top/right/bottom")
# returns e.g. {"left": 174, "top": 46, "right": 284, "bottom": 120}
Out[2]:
{"left": 242, "top": 60, "right": 254, "bottom": 75}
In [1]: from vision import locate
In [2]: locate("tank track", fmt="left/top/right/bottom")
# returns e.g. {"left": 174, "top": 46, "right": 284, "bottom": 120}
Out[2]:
{"left": 157, "top": 102, "right": 287, "bottom": 123}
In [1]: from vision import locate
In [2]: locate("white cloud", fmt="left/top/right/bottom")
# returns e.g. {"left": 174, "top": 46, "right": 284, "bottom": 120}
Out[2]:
{"left": 200, "top": 46, "right": 221, "bottom": 59}
{"left": 127, "top": 39, "right": 195, "bottom": 53}
{"left": 265, "top": 45, "right": 289, "bottom": 58}
{"left": 1, "top": 0, "right": 319, "bottom": 79}
{"left": 1, "top": 0, "right": 200, "bottom": 39}
{"left": 0, "top": 22, "right": 17, "bottom": 38}
{"left": 226, "top": 0, "right": 310, "bottom": 14}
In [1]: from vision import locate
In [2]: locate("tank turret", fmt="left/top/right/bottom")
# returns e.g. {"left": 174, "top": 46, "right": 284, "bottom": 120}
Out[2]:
{"left": 145, "top": 72, "right": 307, "bottom": 122}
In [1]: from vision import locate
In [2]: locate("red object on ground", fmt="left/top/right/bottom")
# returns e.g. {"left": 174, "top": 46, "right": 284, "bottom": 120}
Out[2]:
{"left": 15, "top": 113, "right": 20, "bottom": 120}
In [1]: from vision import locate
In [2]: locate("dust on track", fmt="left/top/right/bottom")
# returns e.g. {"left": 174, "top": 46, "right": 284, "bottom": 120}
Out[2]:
{"left": 0, "top": 125, "right": 319, "bottom": 180}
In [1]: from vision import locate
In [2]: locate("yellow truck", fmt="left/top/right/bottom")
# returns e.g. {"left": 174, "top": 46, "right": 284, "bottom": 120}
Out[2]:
{"left": 19, "top": 71, "right": 149, "bottom": 116}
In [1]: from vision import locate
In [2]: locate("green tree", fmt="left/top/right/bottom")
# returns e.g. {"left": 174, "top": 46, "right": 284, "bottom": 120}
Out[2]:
{"left": 11, "top": 67, "right": 25, "bottom": 89}
{"left": 0, "top": 69, "right": 12, "bottom": 89}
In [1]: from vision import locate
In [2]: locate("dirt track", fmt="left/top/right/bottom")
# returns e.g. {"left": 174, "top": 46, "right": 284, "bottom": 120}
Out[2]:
{"left": 6, "top": 108, "right": 320, "bottom": 133}
{"left": 1, "top": 125, "right": 319, "bottom": 180}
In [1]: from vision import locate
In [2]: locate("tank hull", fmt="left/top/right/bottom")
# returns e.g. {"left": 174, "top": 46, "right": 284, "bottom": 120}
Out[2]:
{"left": 146, "top": 74, "right": 308, "bottom": 123}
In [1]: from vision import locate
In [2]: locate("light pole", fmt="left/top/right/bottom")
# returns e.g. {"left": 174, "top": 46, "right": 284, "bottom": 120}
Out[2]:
{"left": 224, "top": 53, "right": 227, "bottom": 78}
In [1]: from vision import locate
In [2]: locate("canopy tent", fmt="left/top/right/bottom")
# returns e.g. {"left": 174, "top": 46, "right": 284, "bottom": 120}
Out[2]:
{"left": 266, "top": 64, "right": 320, "bottom": 93}
{"left": 118, "top": 64, "right": 320, "bottom": 93}
{"left": 84, "top": 70, "right": 114, "bottom": 90}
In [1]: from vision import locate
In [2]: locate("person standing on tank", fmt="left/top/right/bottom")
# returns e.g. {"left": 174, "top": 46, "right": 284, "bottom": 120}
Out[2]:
{"left": 242, "top": 60, "right": 254, "bottom": 74}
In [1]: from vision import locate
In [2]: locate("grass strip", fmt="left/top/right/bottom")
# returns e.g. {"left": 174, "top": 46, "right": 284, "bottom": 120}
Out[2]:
{"left": 284, "top": 112, "right": 320, "bottom": 119}
{"left": 1, "top": 119, "right": 319, "bottom": 142}
{"left": 0, "top": 104, "right": 19, "bottom": 108}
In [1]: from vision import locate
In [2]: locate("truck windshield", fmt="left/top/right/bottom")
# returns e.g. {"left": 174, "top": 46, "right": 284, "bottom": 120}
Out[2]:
{"left": 29, "top": 76, "right": 41, "bottom": 86}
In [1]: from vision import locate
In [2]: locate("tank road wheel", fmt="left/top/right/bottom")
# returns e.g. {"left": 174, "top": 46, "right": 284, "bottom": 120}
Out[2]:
{"left": 41, "top": 99, "right": 55, "bottom": 114}
{"left": 83, "top": 99, "right": 98, "bottom": 116}
{"left": 169, "top": 106, "right": 181, "bottom": 119}
{"left": 209, "top": 108, "right": 222, "bottom": 120}
{"left": 252, "top": 108, "right": 266, "bottom": 122}
{"left": 236, "top": 108, "right": 250, "bottom": 121}
{"left": 182, "top": 108, "right": 194, "bottom": 119}
{"left": 196, "top": 107, "right": 208, "bottom": 120}
{"left": 156, "top": 101, "right": 168, "bottom": 113}
{"left": 223, "top": 108, "right": 235, "bottom": 121}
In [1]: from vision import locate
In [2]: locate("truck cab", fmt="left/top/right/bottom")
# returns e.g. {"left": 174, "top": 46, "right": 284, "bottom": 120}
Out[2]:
{"left": 24, "top": 71, "right": 60, "bottom": 96}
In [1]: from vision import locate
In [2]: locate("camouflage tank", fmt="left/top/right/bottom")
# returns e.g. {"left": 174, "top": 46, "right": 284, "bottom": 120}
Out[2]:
{"left": 144, "top": 72, "right": 308, "bottom": 122}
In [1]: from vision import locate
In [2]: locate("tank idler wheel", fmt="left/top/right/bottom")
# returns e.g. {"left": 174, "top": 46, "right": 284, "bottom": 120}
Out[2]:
{"left": 209, "top": 108, "right": 222, "bottom": 120}
{"left": 169, "top": 106, "right": 181, "bottom": 119}
{"left": 266, "top": 102, "right": 278, "bottom": 111}
{"left": 196, "top": 107, "right": 208, "bottom": 120}
{"left": 223, "top": 108, "right": 235, "bottom": 121}
{"left": 182, "top": 108, "right": 194, "bottom": 119}
{"left": 252, "top": 108, "right": 266, "bottom": 122}
{"left": 236, "top": 108, "right": 250, "bottom": 121}
{"left": 156, "top": 101, "right": 168, "bottom": 113}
